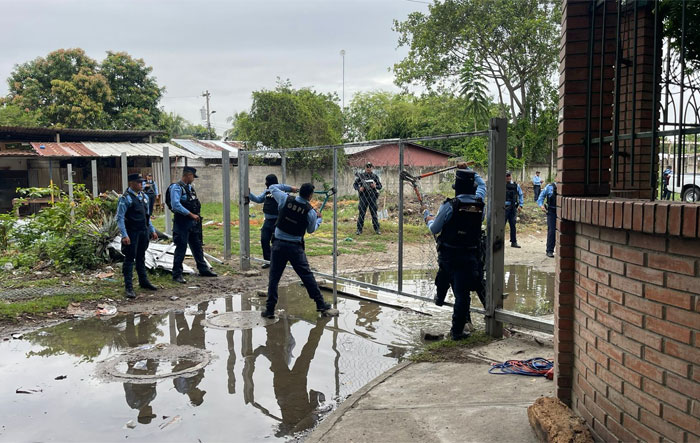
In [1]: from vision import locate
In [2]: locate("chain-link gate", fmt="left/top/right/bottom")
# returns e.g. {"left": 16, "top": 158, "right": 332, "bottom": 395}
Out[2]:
{"left": 238, "top": 118, "right": 553, "bottom": 337}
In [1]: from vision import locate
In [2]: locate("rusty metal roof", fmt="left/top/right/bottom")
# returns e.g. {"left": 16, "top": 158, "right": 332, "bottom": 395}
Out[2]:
{"left": 30, "top": 142, "right": 97, "bottom": 157}
{"left": 172, "top": 139, "right": 227, "bottom": 159}
{"left": 0, "top": 125, "right": 163, "bottom": 142}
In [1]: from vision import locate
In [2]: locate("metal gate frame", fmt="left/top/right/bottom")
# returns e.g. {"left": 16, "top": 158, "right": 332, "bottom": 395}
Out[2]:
{"left": 238, "top": 118, "right": 553, "bottom": 336}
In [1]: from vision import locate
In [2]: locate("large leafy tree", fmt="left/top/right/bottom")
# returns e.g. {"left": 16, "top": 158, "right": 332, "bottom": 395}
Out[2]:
{"left": 100, "top": 51, "right": 163, "bottom": 129}
{"left": 229, "top": 79, "right": 342, "bottom": 168}
{"left": 393, "top": 0, "right": 560, "bottom": 164}
{"left": 3, "top": 48, "right": 163, "bottom": 129}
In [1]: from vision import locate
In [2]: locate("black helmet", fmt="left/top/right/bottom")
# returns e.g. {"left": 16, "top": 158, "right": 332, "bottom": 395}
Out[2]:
{"left": 453, "top": 169, "right": 477, "bottom": 195}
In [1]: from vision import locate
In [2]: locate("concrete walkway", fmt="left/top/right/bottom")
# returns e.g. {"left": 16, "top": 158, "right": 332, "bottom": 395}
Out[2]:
{"left": 307, "top": 336, "right": 554, "bottom": 443}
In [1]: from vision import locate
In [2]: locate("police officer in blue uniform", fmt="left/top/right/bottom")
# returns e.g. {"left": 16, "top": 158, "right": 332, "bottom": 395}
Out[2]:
{"left": 143, "top": 173, "right": 159, "bottom": 216}
{"left": 424, "top": 169, "right": 486, "bottom": 340}
{"left": 117, "top": 173, "right": 159, "bottom": 299}
{"left": 505, "top": 171, "right": 524, "bottom": 248}
{"left": 537, "top": 182, "right": 557, "bottom": 258}
{"left": 249, "top": 174, "right": 298, "bottom": 269}
{"left": 168, "top": 166, "right": 217, "bottom": 283}
{"left": 261, "top": 182, "right": 336, "bottom": 319}
{"left": 532, "top": 171, "right": 542, "bottom": 202}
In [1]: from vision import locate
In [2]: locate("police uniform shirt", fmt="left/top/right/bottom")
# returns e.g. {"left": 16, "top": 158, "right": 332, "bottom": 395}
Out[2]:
{"left": 269, "top": 184, "right": 321, "bottom": 243}
{"left": 170, "top": 182, "right": 195, "bottom": 216}
{"left": 249, "top": 185, "right": 294, "bottom": 220}
{"left": 426, "top": 171, "right": 487, "bottom": 235}
{"left": 537, "top": 183, "right": 557, "bottom": 209}
{"left": 116, "top": 188, "right": 156, "bottom": 238}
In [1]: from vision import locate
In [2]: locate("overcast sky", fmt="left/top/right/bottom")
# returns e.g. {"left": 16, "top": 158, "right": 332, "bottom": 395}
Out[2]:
{"left": 0, "top": 0, "right": 427, "bottom": 132}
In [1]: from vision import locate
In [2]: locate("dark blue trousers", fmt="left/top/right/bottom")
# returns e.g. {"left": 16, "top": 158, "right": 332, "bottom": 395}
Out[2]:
{"left": 437, "top": 248, "right": 481, "bottom": 338}
{"left": 266, "top": 240, "right": 327, "bottom": 312}
{"left": 533, "top": 185, "right": 541, "bottom": 202}
{"left": 547, "top": 210, "right": 556, "bottom": 254}
{"left": 261, "top": 218, "right": 276, "bottom": 261}
{"left": 505, "top": 206, "right": 518, "bottom": 245}
{"left": 172, "top": 219, "right": 209, "bottom": 277}
{"left": 122, "top": 229, "right": 149, "bottom": 290}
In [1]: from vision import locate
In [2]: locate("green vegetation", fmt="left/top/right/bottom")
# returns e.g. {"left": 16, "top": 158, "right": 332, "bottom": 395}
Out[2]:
{"left": 410, "top": 330, "right": 493, "bottom": 362}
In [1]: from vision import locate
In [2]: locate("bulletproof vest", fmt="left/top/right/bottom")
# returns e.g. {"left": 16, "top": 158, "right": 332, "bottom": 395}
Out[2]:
{"left": 547, "top": 185, "right": 557, "bottom": 214}
{"left": 506, "top": 182, "right": 519, "bottom": 206}
{"left": 123, "top": 190, "right": 149, "bottom": 233}
{"left": 173, "top": 181, "right": 201, "bottom": 223}
{"left": 358, "top": 172, "right": 379, "bottom": 197}
{"left": 143, "top": 180, "right": 156, "bottom": 196}
{"left": 276, "top": 195, "right": 312, "bottom": 237}
{"left": 262, "top": 190, "right": 279, "bottom": 216}
{"left": 437, "top": 198, "right": 484, "bottom": 249}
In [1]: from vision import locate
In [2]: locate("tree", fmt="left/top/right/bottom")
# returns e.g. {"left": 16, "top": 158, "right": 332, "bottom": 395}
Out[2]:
{"left": 345, "top": 90, "right": 496, "bottom": 166}
{"left": 100, "top": 51, "right": 164, "bottom": 129}
{"left": 3, "top": 48, "right": 163, "bottom": 129}
{"left": 157, "top": 112, "right": 218, "bottom": 141}
{"left": 0, "top": 103, "right": 41, "bottom": 126}
{"left": 229, "top": 79, "right": 342, "bottom": 168}
{"left": 459, "top": 56, "right": 490, "bottom": 131}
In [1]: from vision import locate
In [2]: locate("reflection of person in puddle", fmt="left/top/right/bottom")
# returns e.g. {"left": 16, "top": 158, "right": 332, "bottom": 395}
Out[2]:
{"left": 258, "top": 316, "right": 331, "bottom": 437}
{"left": 355, "top": 300, "right": 381, "bottom": 333}
{"left": 122, "top": 314, "right": 160, "bottom": 424}
{"left": 172, "top": 301, "right": 208, "bottom": 406}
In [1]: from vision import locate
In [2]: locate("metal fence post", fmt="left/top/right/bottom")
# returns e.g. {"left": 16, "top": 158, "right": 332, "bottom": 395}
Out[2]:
{"left": 163, "top": 146, "right": 171, "bottom": 235}
{"left": 91, "top": 159, "right": 98, "bottom": 197}
{"left": 120, "top": 152, "right": 128, "bottom": 193}
{"left": 398, "top": 141, "right": 404, "bottom": 293}
{"left": 238, "top": 152, "right": 250, "bottom": 270}
{"left": 281, "top": 152, "right": 287, "bottom": 184}
{"left": 67, "top": 163, "right": 74, "bottom": 219}
{"left": 486, "top": 118, "right": 507, "bottom": 338}
{"left": 332, "top": 147, "right": 338, "bottom": 305}
{"left": 222, "top": 150, "right": 231, "bottom": 260}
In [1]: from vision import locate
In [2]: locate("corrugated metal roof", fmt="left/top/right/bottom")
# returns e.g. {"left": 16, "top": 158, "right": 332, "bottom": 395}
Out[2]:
{"left": 197, "top": 140, "right": 244, "bottom": 158}
{"left": 172, "top": 139, "right": 230, "bottom": 159}
{"left": 344, "top": 145, "right": 380, "bottom": 156}
{"left": 0, "top": 150, "right": 36, "bottom": 157}
{"left": 0, "top": 125, "right": 162, "bottom": 142}
{"left": 82, "top": 142, "right": 196, "bottom": 158}
{"left": 29, "top": 142, "right": 97, "bottom": 157}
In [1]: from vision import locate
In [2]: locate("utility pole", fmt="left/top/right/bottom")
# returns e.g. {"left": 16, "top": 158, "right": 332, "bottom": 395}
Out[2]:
{"left": 202, "top": 90, "right": 214, "bottom": 139}
{"left": 340, "top": 50, "right": 346, "bottom": 110}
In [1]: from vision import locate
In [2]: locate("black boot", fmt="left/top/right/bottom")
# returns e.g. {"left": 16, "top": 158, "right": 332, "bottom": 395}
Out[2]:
{"left": 139, "top": 280, "right": 158, "bottom": 290}
{"left": 173, "top": 275, "right": 187, "bottom": 284}
{"left": 260, "top": 309, "right": 275, "bottom": 319}
{"left": 125, "top": 287, "right": 136, "bottom": 299}
{"left": 199, "top": 269, "right": 218, "bottom": 277}
{"left": 123, "top": 263, "right": 135, "bottom": 298}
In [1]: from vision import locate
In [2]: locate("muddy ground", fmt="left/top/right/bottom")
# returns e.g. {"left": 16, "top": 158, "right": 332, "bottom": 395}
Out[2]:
{"left": 1, "top": 228, "right": 551, "bottom": 338}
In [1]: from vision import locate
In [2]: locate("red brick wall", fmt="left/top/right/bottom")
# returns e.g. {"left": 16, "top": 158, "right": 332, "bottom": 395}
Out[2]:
{"left": 557, "top": 197, "right": 700, "bottom": 441}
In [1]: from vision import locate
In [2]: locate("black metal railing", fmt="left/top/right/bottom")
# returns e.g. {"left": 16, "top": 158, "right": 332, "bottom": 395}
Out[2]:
{"left": 585, "top": 0, "right": 700, "bottom": 202}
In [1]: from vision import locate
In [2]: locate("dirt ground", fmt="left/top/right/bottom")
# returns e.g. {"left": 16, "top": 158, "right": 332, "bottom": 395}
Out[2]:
{"left": 1, "top": 227, "right": 551, "bottom": 338}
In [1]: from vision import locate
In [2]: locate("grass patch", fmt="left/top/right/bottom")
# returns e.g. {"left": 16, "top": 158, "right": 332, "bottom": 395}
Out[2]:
{"left": 410, "top": 330, "right": 493, "bottom": 363}
{"left": 0, "top": 292, "right": 105, "bottom": 320}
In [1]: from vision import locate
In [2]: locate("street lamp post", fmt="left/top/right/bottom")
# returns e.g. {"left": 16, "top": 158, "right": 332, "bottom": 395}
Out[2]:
{"left": 340, "top": 49, "right": 345, "bottom": 110}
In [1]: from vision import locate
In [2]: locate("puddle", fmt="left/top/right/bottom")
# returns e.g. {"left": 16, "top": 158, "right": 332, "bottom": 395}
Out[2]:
{"left": 350, "top": 265, "right": 554, "bottom": 317}
{"left": 0, "top": 265, "right": 552, "bottom": 441}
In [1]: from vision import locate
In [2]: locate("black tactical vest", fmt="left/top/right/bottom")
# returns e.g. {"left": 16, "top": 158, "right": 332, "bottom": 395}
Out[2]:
{"left": 276, "top": 195, "right": 312, "bottom": 237}
{"left": 506, "top": 182, "right": 519, "bottom": 206}
{"left": 262, "top": 190, "right": 279, "bottom": 216}
{"left": 547, "top": 185, "right": 557, "bottom": 214}
{"left": 123, "top": 190, "right": 149, "bottom": 233}
{"left": 173, "top": 181, "right": 201, "bottom": 224}
{"left": 437, "top": 198, "right": 484, "bottom": 249}
{"left": 143, "top": 180, "right": 156, "bottom": 196}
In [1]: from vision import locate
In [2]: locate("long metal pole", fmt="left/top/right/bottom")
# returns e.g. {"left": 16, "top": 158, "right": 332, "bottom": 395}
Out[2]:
{"left": 332, "top": 148, "right": 338, "bottom": 305}
{"left": 222, "top": 150, "right": 231, "bottom": 260}
{"left": 398, "top": 141, "right": 404, "bottom": 293}
{"left": 163, "top": 146, "right": 171, "bottom": 235}
{"left": 238, "top": 152, "right": 250, "bottom": 270}
{"left": 120, "top": 152, "right": 128, "bottom": 193}
{"left": 486, "top": 118, "right": 506, "bottom": 338}
{"left": 48, "top": 159, "right": 54, "bottom": 204}
{"left": 67, "top": 163, "right": 74, "bottom": 219}
{"left": 91, "top": 159, "right": 98, "bottom": 197}
{"left": 281, "top": 152, "right": 287, "bottom": 184}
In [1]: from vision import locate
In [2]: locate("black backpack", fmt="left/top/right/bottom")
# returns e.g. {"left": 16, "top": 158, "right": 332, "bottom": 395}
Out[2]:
{"left": 164, "top": 183, "right": 180, "bottom": 211}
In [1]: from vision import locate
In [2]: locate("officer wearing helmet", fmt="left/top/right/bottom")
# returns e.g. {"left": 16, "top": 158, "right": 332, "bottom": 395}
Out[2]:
{"left": 249, "top": 174, "right": 298, "bottom": 268}
{"left": 423, "top": 166, "right": 486, "bottom": 340}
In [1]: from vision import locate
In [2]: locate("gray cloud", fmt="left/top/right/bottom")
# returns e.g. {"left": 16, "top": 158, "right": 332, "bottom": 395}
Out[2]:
{"left": 0, "top": 0, "right": 426, "bottom": 129}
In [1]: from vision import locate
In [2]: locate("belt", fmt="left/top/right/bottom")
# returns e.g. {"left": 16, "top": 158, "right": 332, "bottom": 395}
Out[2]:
{"left": 276, "top": 238, "right": 303, "bottom": 245}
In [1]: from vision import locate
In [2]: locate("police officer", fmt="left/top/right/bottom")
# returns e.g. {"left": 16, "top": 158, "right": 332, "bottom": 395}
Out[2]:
{"left": 117, "top": 173, "right": 158, "bottom": 299}
{"left": 532, "top": 171, "right": 542, "bottom": 202}
{"left": 249, "top": 174, "right": 298, "bottom": 269}
{"left": 423, "top": 168, "right": 486, "bottom": 340}
{"left": 168, "top": 166, "right": 217, "bottom": 283}
{"left": 143, "top": 173, "right": 158, "bottom": 216}
{"left": 261, "top": 182, "right": 336, "bottom": 319}
{"left": 537, "top": 182, "right": 557, "bottom": 258}
{"left": 353, "top": 162, "right": 382, "bottom": 235}
{"left": 505, "top": 171, "right": 524, "bottom": 248}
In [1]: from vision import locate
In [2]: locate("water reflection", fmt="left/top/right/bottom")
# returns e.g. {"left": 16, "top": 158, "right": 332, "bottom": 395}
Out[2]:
{"left": 351, "top": 265, "right": 554, "bottom": 316}
{"left": 123, "top": 315, "right": 161, "bottom": 424}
